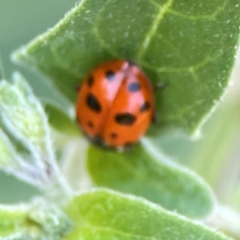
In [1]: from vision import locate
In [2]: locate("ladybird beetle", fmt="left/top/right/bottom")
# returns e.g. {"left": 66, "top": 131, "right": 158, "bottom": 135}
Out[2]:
{"left": 75, "top": 60, "right": 155, "bottom": 150}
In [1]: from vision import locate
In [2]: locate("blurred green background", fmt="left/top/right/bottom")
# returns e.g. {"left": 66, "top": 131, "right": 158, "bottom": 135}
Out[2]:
{"left": 0, "top": 0, "right": 240, "bottom": 211}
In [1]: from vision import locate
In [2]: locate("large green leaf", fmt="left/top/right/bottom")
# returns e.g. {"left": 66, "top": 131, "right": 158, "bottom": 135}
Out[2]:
{"left": 13, "top": 0, "right": 240, "bottom": 133}
{"left": 87, "top": 139, "right": 214, "bottom": 218}
{"left": 66, "top": 189, "right": 232, "bottom": 240}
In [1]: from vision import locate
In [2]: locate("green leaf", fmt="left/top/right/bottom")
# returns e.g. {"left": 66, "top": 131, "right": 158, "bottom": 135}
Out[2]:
{"left": 0, "top": 129, "right": 39, "bottom": 186}
{"left": 0, "top": 202, "right": 71, "bottom": 240}
{"left": 13, "top": 0, "right": 240, "bottom": 133}
{"left": 0, "top": 74, "right": 59, "bottom": 186}
{"left": 87, "top": 139, "right": 214, "bottom": 218}
{"left": 0, "top": 130, "right": 20, "bottom": 169}
{"left": 0, "top": 74, "right": 50, "bottom": 158}
{"left": 0, "top": 205, "right": 35, "bottom": 239}
{"left": 66, "top": 189, "right": 231, "bottom": 240}
{"left": 28, "top": 200, "right": 72, "bottom": 240}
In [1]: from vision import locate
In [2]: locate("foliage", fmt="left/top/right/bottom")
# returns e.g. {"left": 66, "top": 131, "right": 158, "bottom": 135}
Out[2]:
{"left": 0, "top": 0, "right": 240, "bottom": 239}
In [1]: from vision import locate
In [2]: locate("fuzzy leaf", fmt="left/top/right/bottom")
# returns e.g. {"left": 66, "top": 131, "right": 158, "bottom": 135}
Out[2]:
{"left": 0, "top": 203, "right": 71, "bottom": 240}
{"left": 0, "top": 205, "right": 35, "bottom": 239}
{"left": 27, "top": 200, "right": 72, "bottom": 240}
{"left": 66, "top": 189, "right": 231, "bottom": 240}
{"left": 0, "top": 130, "right": 20, "bottom": 168}
{"left": 0, "top": 74, "right": 58, "bottom": 186}
{"left": 87, "top": 139, "right": 214, "bottom": 218}
{"left": 13, "top": 0, "right": 240, "bottom": 133}
{"left": 0, "top": 130, "right": 39, "bottom": 186}
{"left": 0, "top": 74, "right": 50, "bottom": 158}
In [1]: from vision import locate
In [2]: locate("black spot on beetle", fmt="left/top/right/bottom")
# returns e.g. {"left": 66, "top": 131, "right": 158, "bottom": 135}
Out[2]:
{"left": 110, "top": 133, "right": 118, "bottom": 138}
{"left": 115, "top": 113, "right": 136, "bottom": 125}
{"left": 128, "top": 82, "right": 141, "bottom": 92}
{"left": 87, "top": 76, "right": 94, "bottom": 87}
{"left": 87, "top": 121, "right": 94, "bottom": 128}
{"left": 86, "top": 93, "right": 102, "bottom": 113}
{"left": 106, "top": 71, "right": 115, "bottom": 81}
{"left": 140, "top": 102, "right": 151, "bottom": 112}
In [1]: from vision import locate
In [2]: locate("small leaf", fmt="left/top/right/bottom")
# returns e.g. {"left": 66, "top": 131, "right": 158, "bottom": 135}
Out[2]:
{"left": 66, "top": 189, "right": 231, "bottom": 240}
{"left": 87, "top": 139, "right": 214, "bottom": 218}
{"left": 0, "top": 74, "right": 59, "bottom": 186}
{"left": 0, "top": 74, "right": 50, "bottom": 159}
{"left": 0, "top": 129, "right": 43, "bottom": 186}
{"left": 0, "top": 202, "right": 71, "bottom": 240}
{"left": 13, "top": 0, "right": 240, "bottom": 133}
{"left": 28, "top": 199, "right": 72, "bottom": 240}
{"left": 0, "top": 205, "right": 36, "bottom": 239}
{"left": 0, "top": 130, "right": 20, "bottom": 168}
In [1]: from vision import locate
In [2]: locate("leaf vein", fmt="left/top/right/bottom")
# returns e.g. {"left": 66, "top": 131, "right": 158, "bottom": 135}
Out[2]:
{"left": 135, "top": 0, "right": 173, "bottom": 61}
{"left": 81, "top": 224, "right": 160, "bottom": 239}
{"left": 139, "top": 54, "right": 220, "bottom": 73}
{"left": 167, "top": 0, "right": 229, "bottom": 21}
